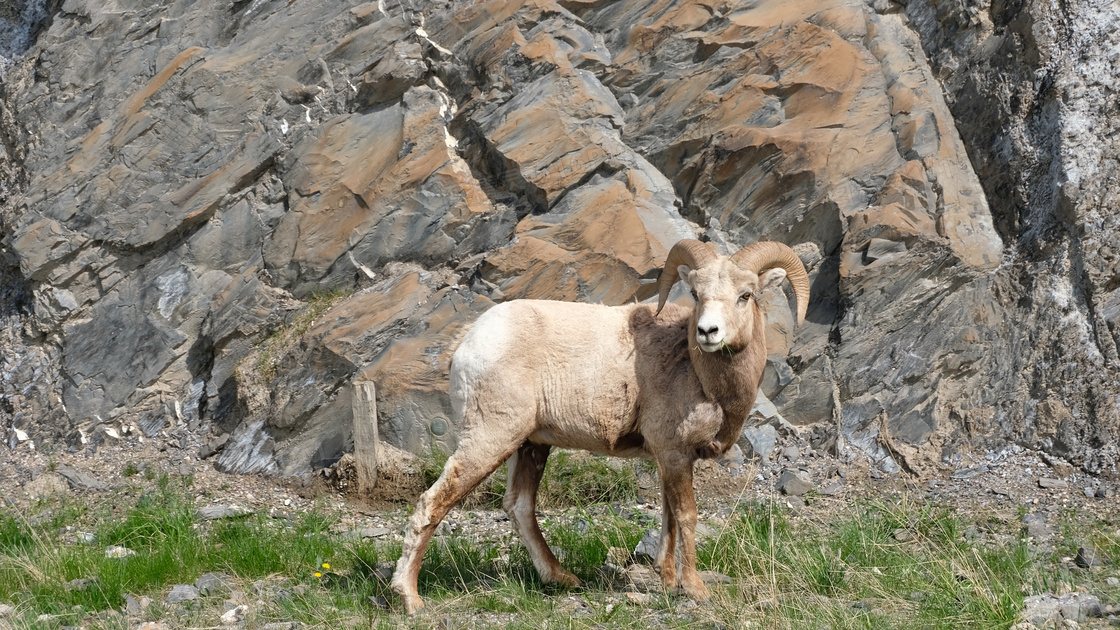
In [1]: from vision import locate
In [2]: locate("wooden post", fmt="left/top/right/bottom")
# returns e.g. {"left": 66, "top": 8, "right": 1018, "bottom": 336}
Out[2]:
{"left": 352, "top": 381, "right": 378, "bottom": 494}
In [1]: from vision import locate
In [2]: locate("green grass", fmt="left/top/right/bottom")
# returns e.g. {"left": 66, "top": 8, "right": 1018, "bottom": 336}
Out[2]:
{"left": 1, "top": 475, "right": 1116, "bottom": 629}
{"left": 251, "top": 287, "right": 353, "bottom": 381}
{"left": 420, "top": 449, "right": 639, "bottom": 511}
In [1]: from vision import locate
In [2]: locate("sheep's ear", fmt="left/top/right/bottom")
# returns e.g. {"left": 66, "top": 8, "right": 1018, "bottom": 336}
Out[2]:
{"left": 677, "top": 265, "right": 693, "bottom": 286}
{"left": 760, "top": 267, "right": 787, "bottom": 289}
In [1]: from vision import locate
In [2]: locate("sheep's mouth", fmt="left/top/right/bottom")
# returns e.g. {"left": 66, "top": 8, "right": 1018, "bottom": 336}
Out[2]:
{"left": 697, "top": 341, "right": 723, "bottom": 353}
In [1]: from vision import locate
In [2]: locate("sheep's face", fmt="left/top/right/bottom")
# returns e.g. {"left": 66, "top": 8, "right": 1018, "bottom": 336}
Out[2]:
{"left": 678, "top": 260, "right": 788, "bottom": 354}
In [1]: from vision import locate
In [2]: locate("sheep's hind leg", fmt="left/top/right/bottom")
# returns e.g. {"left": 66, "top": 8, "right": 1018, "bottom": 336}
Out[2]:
{"left": 504, "top": 442, "right": 580, "bottom": 587}
{"left": 658, "top": 453, "right": 710, "bottom": 601}
{"left": 391, "top": 440, "right": 521, "bottom": 613}
{"left": 655, "top": 472, "right": 679, "bottom": 589}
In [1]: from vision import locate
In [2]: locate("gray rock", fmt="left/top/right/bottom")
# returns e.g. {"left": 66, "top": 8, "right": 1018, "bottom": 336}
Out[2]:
{"left": 1075, "top": 546, "right": 1100, "bottom": 569}
{"left": 1022, "top": 514, "right": 1052, "bottom": 539}
{"left": 783, "top": 495, "right": 807, "bottom": 509}
{"left": 819, "top": 482, "right": 845, "bottom": 496}
{"left": 0, "top": 604, "right": 13, "bottom": 618}
{"left": 739, "top": 425, "right": 779, "bottom": 461}
{"left": 65, "top": 577, "right": 97, "bottom": 591}
{"left": 2, "top": 0, "right": 1119, "bottom": 480}
{"left": 1097, "top": 486, "right": 1113, "bottom": 499}
{"left": 124, "top": 594, "right": 144, "bottom": 615}
{"left": 56, "top": 467, "right": 109, "bottom": 492}
{"left": 219, "top": 604, "right": 247, "bottom": 626}
{"left": 717, "top": 443, "right": 745, "bottom": 469}
{"left": 197, "top": 505, "right": 252, "bottom": 520}
{"left": 195, "top": 572, "right": 234, "bottom": 597}
{"left": 366, "top": 595, "right": 390, "bottom": 610}
{"left": 632, "top": 529, "right": 660, "bottom": 564}
{"left": 623, "top": 564, "right": 660, "bottom": 592}
{"left": 165, "top": 584, "right": 199, "bottom": 604}
{"left": 351, "top": 527, "right": 390, "bottom": 539}
{"left": 1024, "top": 593, "right": 1103, "bottom": 625}
{"left": 198, "top": 434, "right": 230, "bottom": 460}
{"left": 1039, "top": 478, "right": 1068, "bottom": 489}
{"left": 780, "top": 446, "right": 801, "bottom": 461}
{"left": 105, "top": 545, "right": 137, "bottom": 558}
{"left": 951, "top": 465, "right": 989, "bottom": 480}
{"left": 776, "top": 469, "right": 813, "bottom": 496}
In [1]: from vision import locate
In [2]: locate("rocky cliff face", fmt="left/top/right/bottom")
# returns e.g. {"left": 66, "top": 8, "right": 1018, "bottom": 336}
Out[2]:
{"left": 1, "top": 0, "right": 1116, "bottom": 478}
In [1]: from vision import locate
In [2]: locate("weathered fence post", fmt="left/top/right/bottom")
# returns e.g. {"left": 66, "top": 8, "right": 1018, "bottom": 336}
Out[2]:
{"left": 352, "top": 381, "right": 378, "bottom": 494}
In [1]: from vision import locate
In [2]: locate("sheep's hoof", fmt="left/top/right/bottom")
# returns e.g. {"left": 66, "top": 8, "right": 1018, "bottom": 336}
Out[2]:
{"left": 549, "top": 568, "right": 581, "bottom": 588}
{"left": 398, "top": 593, "right": 425, "bottom": 614}
{"left": 681, "top": 576, "right": 711, "bottom": 601}
{"left": 391, "top": 580, "right": 426, "bottom": 614}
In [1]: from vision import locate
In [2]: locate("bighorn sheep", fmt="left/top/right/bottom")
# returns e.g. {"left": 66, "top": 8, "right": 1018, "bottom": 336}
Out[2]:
{"left": 392, "top": 239, "right": 810, "bottom": 612}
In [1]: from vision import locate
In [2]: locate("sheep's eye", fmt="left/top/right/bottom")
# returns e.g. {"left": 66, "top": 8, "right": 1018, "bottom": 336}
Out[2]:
{"left": 690, "top": 289, "right": 698, "bottom": 300}
{"left": 739, "top": 291, "right": 753, "bottom": 302}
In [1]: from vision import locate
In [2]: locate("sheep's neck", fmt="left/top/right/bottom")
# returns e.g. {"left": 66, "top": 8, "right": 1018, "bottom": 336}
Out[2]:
{"left": 689, "top": 318, "right": 767, "bottom": 421}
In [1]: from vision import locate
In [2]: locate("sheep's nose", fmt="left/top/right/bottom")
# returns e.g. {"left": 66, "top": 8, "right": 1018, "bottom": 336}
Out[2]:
{"left": 697, "top": 323, "right": 719, "bottom": 337}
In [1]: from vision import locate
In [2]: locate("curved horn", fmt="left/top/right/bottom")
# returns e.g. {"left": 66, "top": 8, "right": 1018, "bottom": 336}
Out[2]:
{"left": 731, "top": 242, "right": 811, "bottom": 325}
{"left": 655, "top": 239, "right": 716, "bottom": 316}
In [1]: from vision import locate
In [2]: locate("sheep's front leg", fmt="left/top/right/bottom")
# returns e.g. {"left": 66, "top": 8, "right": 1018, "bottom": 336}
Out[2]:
{"left": 504, "top": 442, "right": 579, "bottom": 587}
{"left": 655, "top": 472, "right": 679, "bottom": 588}
{"left": 658, "top": 453, "right": 710, "bottom": 601}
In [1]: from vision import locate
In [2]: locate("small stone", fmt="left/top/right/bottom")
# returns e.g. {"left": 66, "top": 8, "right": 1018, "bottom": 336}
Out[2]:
{"left": 1022, "top": 514, "right": 1052, "bottom": 538}
{"left": 125, "top": 594, "right": 144, "bottom": 614}
{"left": 607, "top": 547, "right": 631, "bottom": 565}
{"left": 197, "top": 505, "right": 253, "bottom": 520}
{"left": 57, "top": 466, "right": 110, "bottom": 492}
{"left": 950, "top": 465, "right": 988, "bottom": 479}
{"left": 373, "top": 567, "right": 394, "bottom": 581}
{"left": 195, "top": 572, "right": 234, "bottom": 597}
{"left": 699, "top": 570, "right": 731, "bottom": 584}
{"left": 0, "top": 604, "right": 13, "bottom": 617}
{"left": 991, "top": 486, "right": 1013, "bottom": 497}
{"left": 893, "top": 528, "right": 916, "bottom": 542}
{"left": 366, "top": 595, "right": 390, "bottom": 609}
{"left": 1075, "top": 546, "right": 1100, "bottom": 569}
{"left": 1106, "top": 577, "right": 1119, "bottom": 586}
{"left": 632, "top": 529, "right": 660, "bottom": 564}
{"left": 776, "top": 469, "right": 813, "bottom": 496}
{"left": 220, "top": 605, "right": 247, "bottom": 626}
{"left": 819, "top": 482, "right": 845, "bottom": 496}
{"left": 166, "top": 584, "right": 200, "bottom": 603}
{"left": 1097, "top": 486, "right": 1113, "bottom": 499}
{"left": 66, "top": 577, "right": 97, "bottom": 591}
{"left": 625, "top": 590, "right": 652, "bottom": 605}
{"left": 359, "top": 527, "right": 390, "bottom": 539}
{"left": 623, "top": 564, "right": 661, "bottom": 592}
{"left": 784, "top": 495, "right": 806, "bottom": 509}
{"left": 261, "top": 623, "right": 303, "bottom": 630}
{"left": 198, "top": 433, "right": 231, "bottom": 460}
{"left": 105, "top": 545, "right": 137, "bottom": 558}
{"left": 1084, "top": 487, "right": 1096, "bottom": 499}
{"left": 781, "top": 446, "right": 800, "bottom": 461}
{"left": 717, "top": 444, "right": 745, "bottom": 469}
{"left": 739, "top": 425, "right": 778, "bottom": 461}
{"left": 1039, "top": 477, "right": 1068, "bottom": 489}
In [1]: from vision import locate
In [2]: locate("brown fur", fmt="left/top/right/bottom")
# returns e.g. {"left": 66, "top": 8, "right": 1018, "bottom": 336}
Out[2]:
{"left": 391, "top": 245, "right": 805, "bottom": 613}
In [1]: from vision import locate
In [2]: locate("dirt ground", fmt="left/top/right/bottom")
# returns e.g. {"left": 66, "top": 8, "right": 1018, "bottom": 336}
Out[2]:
{"left": 2, "top": 422, "right": 1116, "bottom": 549}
